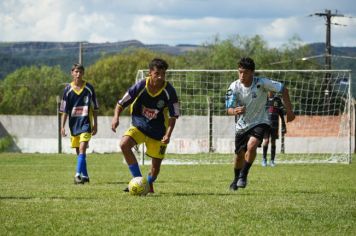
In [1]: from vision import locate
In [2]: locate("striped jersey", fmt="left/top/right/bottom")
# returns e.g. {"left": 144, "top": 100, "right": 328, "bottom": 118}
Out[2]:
{"left": 60, "top": 81, "right": 99, "bottom": 136}
{"left": 225, "top": 77, "right": 283, "bottom": 133}
{"left": 118, "top": 77, "right": 180, "bottom": 140}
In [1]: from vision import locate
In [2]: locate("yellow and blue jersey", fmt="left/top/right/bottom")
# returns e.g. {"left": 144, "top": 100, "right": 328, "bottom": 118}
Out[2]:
{"left": 60, "top": 81, "right": 99, "bottom": 136}
{"left": 118, "top": 77, "right": 180, "bottom": 140}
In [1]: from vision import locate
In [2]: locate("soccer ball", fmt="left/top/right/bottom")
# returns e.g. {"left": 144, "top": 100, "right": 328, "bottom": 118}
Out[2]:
{"left": 128, "top": 176, "right": 149, "bottom": 196}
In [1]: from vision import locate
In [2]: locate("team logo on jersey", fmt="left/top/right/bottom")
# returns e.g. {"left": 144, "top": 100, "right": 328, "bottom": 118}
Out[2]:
{"left": 156, "top": 100, "right": 165, "bottom": 109}
{"left": 142, "top": 106, "right": 159, "bottom": 120}
{"left": 83, "top": 96, "right": 89, "bottom": 104}
{"left": 71, "top": 106, "right": 89, "bottom": 117}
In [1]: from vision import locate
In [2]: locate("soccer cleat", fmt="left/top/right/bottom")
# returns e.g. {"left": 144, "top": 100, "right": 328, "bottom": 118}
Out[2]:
{"left": 74, "top": 175, "right": 84, "bottom": 184}
{"left": 82, "top": 176, "right": 90, "bottom": 183}
{"left": 270, "top": 160, "right": 276, "bottom": 167}
{"left": 229, "top": 181, "right": 238, "bottom": 191}
{"left": 261, "top": 159, "right": 267, "bottom": 167}
{"left": 123, "top": 187, "right": 129, "bottom": 192}
{"left": 236, "top": 177, "right": 247, "bottom": 188}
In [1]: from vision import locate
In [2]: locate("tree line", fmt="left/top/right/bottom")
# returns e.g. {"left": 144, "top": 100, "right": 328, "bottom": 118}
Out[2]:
{"left": 0, "top": 35, "right": 318, "bottom": 116}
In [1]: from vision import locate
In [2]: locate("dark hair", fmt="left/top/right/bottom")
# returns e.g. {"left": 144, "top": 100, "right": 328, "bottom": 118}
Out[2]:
{"left": 71, "top": 63, "right": 85, "bottom": 72}
{"left": 149, "top": 58, "right": 169, "bottom": 70}
{"left": 238, "top": 57, "right": 255, "bottom": 71}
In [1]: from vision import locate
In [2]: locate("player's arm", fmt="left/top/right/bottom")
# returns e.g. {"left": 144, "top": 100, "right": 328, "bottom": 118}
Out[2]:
{"left": 281, "top": 87, "right": 295, "bottom": 122}
{"left": 111, "top": 104, "right": 123, "bottom": 133}
{"left": 161, "top": 117, "right": 177, "bottom": 144}
{"left": 92, "top": 110, "right": 98, "bottom": 135}
{"left": 61, "top": 113, "right": 68, "bottom": 137}
{"left": 225, "top": 86, "right": 245, "bottom": 116}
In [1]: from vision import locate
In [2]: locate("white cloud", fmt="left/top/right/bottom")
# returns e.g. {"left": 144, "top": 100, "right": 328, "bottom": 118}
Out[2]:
{"left": 0, "top": 0, "right": 355, "bottom": 47}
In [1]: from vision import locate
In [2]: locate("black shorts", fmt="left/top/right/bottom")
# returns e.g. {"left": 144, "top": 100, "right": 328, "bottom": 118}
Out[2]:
{"left": 263, "top": 127, "right": 279, "bottom": 140}
{"left": 235, "top": 124, "right": 270, "bottom": 154}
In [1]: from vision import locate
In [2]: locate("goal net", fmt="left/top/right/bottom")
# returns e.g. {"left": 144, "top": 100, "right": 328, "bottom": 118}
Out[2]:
{"left": 135, "top": 69, "right": 353, "bottom": 164}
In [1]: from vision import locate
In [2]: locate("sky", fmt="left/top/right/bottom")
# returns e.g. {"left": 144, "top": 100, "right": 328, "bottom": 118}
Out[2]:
{"left": 1, "top": 0, "right": 356, "bottom": 48}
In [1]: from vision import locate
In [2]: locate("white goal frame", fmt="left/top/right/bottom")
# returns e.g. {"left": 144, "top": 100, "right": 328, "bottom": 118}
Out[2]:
{"left": 135, "top": 69, "right": 353, "bottom": 164}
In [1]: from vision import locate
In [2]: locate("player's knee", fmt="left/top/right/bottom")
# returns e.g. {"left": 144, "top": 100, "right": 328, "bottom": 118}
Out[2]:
{"left": 120, "top": 138, "right": 133, "bottom": 152}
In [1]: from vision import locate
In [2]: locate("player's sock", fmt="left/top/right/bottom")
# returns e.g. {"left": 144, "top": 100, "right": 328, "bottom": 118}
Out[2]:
{"left": 147, "top": 174, "right": 157, "bottom": 184}
{"left": 79, "top": 153, "right": 89, "bottom": 177}
{"left": 239, "top": 161, "right": 252, "bottom": 179}
{"left": 233, "top": 168, "right": 240, "bottom": 182}
{"left": 271, "top": 145, "right": 276, "bottom": 161}
{"left": 262, "top": 146, "right": 268, "bottom": 160}
{"left": 147, "top": 174, "right": 156, "bottom": 193}
{"left": 128, "top": 163, "right": 142, "bottom": 177}
{"left": 76, "top": 154, "right": 85, "bottom": 176}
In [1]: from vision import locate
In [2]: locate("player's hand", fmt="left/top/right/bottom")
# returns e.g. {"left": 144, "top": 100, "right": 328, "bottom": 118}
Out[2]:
{"left": 233, "top": 106, "right": 245, "bottom": 115}
{"left": 61, "top": 127, "right": 67, "bottom": 137}
{"left": 92, "top": 124, "right": 97, "bottom": 136}
{"left": 161, "top": 135, "right": 170, "bottom": 144}
{"left": 111, "top": 117, "right": 119, "bottom": 132}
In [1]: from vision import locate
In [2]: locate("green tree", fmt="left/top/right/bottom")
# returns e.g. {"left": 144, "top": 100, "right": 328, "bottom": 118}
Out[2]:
{"left": 0, "top": 65, "right": 69, "bottom": 115}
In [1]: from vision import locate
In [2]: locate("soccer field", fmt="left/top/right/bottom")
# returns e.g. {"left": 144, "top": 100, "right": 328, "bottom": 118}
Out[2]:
{"left": 1, "top": 153, "right": 355, "bottom": 235}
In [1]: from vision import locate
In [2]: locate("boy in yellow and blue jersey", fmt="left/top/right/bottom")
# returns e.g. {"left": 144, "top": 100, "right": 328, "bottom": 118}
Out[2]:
{"left": 111, "top": 58, "right": 180, "bottom": 193}
{"left": 60, "top": 63, "right": 99, "bottom": 184}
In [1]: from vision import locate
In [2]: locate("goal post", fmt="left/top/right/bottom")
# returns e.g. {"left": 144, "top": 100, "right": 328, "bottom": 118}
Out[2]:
{"left": 135, "top": 69, "right": 353, "bottom": 164}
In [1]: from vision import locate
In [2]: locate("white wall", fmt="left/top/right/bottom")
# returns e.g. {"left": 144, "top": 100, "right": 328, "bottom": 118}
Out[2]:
{"left": 0, "top": 115, "right": 351, "bottom": 154}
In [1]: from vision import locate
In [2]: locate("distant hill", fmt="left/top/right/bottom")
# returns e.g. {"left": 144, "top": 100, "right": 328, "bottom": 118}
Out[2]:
{"left": 0, "top": 41, "right": 355, "bottom": 80}
{"left": 0, "top": 40, "right": 200, "bottom": 80}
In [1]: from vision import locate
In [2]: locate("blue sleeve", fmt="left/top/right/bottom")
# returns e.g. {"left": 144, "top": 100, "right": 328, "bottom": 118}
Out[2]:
{"left": 59, "top": 84, "right": 70, "bottom": 114}
{"left": 118, "top": 79, "right": 146, "bottom": 108}
{"left": 88, "top": 83, "right": 99, "bottom": 110}
{"left": 167, "top": 84, "right": 180, "bottom": 118}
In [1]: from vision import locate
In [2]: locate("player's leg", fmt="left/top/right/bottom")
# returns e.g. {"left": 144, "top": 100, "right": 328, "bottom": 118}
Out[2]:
{"left": 262, "top": 131, "right": 270, "bottom": 167}
{"left": 78, "top": 133, "right": 91, "bottom": 183}
{"left": 270, "top": 128, "right": 278, "bottom": 167}
{"left": 71, "top": 136, "right": 83, "bottom": 184}
{"left": 121, "top": 127, "right": 145, "bottom": 178}
{"left": 230, "top": 152, "right": 245, "bottom": 191}
{"left": 270, "top": 135, "right": 277, "bottom": 167}
{"left": 145, "top": 137, "right": 167, "bottom": 193}
{"left": 237, "top": 124, "right": 269, "bottom": 188}
{"left": 229, "top": 132, "right": 248, "bottom": 191}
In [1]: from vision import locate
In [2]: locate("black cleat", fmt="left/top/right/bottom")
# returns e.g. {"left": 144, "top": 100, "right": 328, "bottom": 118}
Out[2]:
{"left": 74, "top": 175, "right": 84, "bottom": 184}
{"left": 82, "top": 176, "right": 90, "bottom": 183}
{"left": 229, "top": 181, "right": 238, "bottom": 191}
{"left": 123, "top": 187, "right": 129, "bottom": 192}
{"left": 236, "top": 177, "right": 247, "bottom": 188}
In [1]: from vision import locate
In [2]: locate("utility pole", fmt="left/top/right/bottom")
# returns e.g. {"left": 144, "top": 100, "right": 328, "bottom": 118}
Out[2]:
{"left": 79, "top": 42, "right": 83, "bottom": 64}
{"left": 312, "top": 9, "right": 345, "bottom": 69}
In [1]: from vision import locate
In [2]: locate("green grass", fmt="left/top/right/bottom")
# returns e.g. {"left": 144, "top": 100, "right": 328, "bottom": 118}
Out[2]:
{"left": 0, "top": 153, "right": 356, "bottom": 235}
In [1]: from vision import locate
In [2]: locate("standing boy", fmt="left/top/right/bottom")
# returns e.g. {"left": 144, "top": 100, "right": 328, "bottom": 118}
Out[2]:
{"left": 111, "top": 58, "right": 180, "bottom": 193}
{"left": 225, "top": 57, "right": 295, "bottom": 191}
{"left": 262, "top": 91, "right": 286, "bottom": 167}
{"left": 60, "top": 63, "right": 99, "bottom": 184}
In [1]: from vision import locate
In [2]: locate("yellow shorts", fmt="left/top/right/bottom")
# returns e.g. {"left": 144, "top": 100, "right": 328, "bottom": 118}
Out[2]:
{"left": 124, "top": 126, "right": 167, "bottom": 159}
{"left": 71, "top": 132, "right": 92, "bottom": 148}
